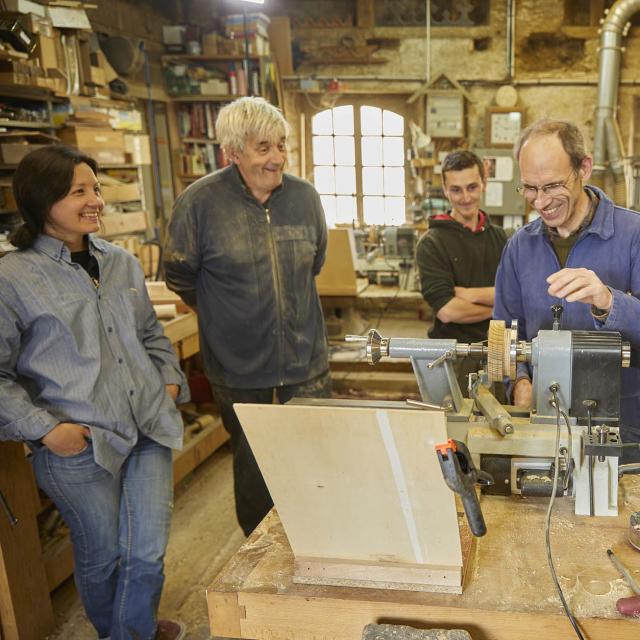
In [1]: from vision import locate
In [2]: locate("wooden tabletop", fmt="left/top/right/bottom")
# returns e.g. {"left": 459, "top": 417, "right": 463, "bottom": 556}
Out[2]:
{"left": 207, "top": 477, "right": 640, "bottom": 639}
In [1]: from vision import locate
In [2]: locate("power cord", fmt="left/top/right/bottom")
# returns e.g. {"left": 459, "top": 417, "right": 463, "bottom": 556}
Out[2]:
{"left": 549, "top": 385, "right": 586, "bottom": 640}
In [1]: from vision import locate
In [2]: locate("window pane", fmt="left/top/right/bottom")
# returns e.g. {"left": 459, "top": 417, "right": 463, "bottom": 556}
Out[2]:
{"left": 312, "top": 136, "right": 334, "bottom": 165}
{"left": 314, "top": 166, "right": 335, "bottom": 194}
{"left": 320, "top": 195, "right": 336, "bottom": 227}
{"left": 383, "top": 137, "right": 405, "bottom": 166}
{"left": 383, "top": 167, "right": 405, "bottom": 196}
{"left": 336, "top": 195, "right": 356, "bottom": 224}
{"left": 382, "top": 110, "right": 404, "bottom": 136}
{"left": 361, "top": 105, "right": 382, "bottom": 135}
{"left": 333, "top": 105, "right": 354, "bottom": 135}
{"left": 363, "top": 196, "right": 385, "bottom": 225}
{"left": 335, "top": 166, "right": 355, "bottom": 195}
{"left": 361, "top": 136, "right": 383, "bottom": 166}
{"left": 334, "top": 136, "right": 355, "bottom": 166}
{"left": 362, "top": 166, "right": 383, "bottom": 195}
{"left": 385, "top": 197, "right": 406, "bottom": 225}
{"left": 312, "top": 109, "right": 333, "bottom": 135}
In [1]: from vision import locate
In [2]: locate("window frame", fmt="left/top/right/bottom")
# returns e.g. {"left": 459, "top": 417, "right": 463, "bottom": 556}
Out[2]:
{"left": 301, "top": 94, "right": 420, "bottom": 227}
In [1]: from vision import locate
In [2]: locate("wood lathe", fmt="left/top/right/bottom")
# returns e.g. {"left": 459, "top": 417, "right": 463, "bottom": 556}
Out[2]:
{"left": 346, "top": 305, "right": 634, "bottom": 519}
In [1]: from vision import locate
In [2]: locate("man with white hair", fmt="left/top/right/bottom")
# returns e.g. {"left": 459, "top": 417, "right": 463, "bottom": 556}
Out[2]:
{"left": 164, "top": 97, "right": 331, "bottom": 535}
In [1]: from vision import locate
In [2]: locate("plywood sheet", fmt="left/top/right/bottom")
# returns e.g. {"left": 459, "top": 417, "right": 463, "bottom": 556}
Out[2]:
{"left": 234, "top": 404, "right": 461, "bottom": 582}
{"left": 315, "top": 228, "right": 359, "bottom": 296}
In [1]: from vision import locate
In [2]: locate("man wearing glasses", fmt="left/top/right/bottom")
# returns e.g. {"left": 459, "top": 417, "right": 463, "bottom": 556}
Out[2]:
{"left": 494, "top": 119, "right": 640, "bottom": 457}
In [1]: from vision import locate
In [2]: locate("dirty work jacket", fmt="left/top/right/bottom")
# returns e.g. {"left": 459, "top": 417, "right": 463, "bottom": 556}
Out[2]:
{"left": 0, "top": 235, "right": 188, "bottom": 474}
{"left": 164, "top": 164, "right": 329, "bottom": 389}
{"left": 494, "top": 186, "right": 640, "bottom": 438}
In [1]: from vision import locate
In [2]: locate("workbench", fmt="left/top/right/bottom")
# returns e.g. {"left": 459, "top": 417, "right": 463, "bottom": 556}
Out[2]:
{"left": 0, "top": 311, "right": 226, "bottom": 640}
{"left": 207, "top": 477, "right": 640, "bottom": 639}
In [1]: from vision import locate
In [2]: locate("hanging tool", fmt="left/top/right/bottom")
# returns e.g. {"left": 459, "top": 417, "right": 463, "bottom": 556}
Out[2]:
{"left": 0, "top": 488, "right": 17, "bottom": 527}
{"left": 435, "top": 439, "right": 493, "bottom": 537}
{"left": 630, "top": 512, "right": 640, "bottom": 551}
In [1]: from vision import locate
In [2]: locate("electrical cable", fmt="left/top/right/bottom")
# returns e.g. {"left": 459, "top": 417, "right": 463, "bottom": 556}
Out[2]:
{"left": 560, "top": 410, "right": 575, "bottom": 487}
{"left": 373, "top": 284, "right": 402, "bottom": 330}
{"left": 548, "top": 386, "right": 586, "bottom": 640}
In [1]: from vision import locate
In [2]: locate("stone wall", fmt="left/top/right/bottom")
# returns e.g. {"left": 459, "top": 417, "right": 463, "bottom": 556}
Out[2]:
{"left": 232, "top": 0, "right": 640, "bottom": 176}
{"left": 136, "top": 1, "right": 640, "bottom": 184}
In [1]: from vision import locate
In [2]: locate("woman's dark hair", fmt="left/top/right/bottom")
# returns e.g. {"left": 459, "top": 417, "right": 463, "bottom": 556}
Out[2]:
{"left": 10, "top": 144, "right": 98, "bottom": 250}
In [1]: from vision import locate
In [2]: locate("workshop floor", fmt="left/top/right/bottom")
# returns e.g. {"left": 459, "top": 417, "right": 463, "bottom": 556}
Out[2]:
{"left": 49, "top": 444, "right": 245, "bottom": 640}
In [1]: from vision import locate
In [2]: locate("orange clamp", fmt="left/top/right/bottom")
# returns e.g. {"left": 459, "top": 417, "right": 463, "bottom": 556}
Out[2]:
{"left": 435, "top": 438, "right": 457, "bottom": 455}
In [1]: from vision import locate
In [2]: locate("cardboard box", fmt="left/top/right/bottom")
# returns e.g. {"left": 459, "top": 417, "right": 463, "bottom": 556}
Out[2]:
{"left": 1, "top": 142, "right": 46, "bottom": 164}
{"left": 36, "top": 33, "right": 58, "bottom": 70}
{"left": 108, "top": 109, "right": 142, "bottom": 131}
{"left": 89, "top": 65, "right": 106, "bottom": 86}
{"left": 223, "top": 12, "right": 270, "bottom": 38}
{"left": 0, "top": 131, "right": 57, "bottom": 164}
{"left": 47, "top": 68, "right": 67, "bottom": 95}
{"left": 3, "top": 0, "right": 46, "bottom": 17}
{"left": 98, "top": 211, "right": 147, "bottom": 237}
{"left": 60, "top": 125, "right": 126, "bottom": 164}
{"left": 202, "top": 32, "right": 219, "bottom": 56}
{"left": 21, "top": 12, "right": 53, "bottom": 36}
{"left": 200, "top": 78, "right": 229, "bottom": 95}
{"left": 0, "top": 71, "right": 31, "bottom": 86}
{"left": 0, "top": 181, "right": 17, "bottom": 210}
{"left": 90, "top": 147, "right": 126, "bottom": 165}
{"left": 100, "top": 182, "right": 141, "bottom": 203}
{"left": 60, "top": 126, "right": 124, "bottom": 150}
{"left": 0, "top": 58, "right": 45, "bottom": 87}
{"left": 46, "top": 5, "right": 91, "bottom": 30}
{"left": 124, "top": 134, "right": 151, "bottom": 165}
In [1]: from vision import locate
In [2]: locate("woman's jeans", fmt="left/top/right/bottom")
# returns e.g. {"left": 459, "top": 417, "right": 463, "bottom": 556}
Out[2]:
{"left": 32, "top": 434, "right": 173, "bottom": 640}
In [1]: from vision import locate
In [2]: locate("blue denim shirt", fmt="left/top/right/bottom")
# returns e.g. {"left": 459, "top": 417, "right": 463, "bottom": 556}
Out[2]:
{"left": 494, "top": 186, "right": 640, "bottom": 430}
{"left": 163, "top": 164, "right": 329, "bottom": 389}
{"left": 0, "top": 235, "right": 189, "bottom": 474}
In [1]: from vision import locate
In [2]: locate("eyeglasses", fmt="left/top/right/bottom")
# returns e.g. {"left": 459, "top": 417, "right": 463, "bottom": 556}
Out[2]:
{"left": 516, "top": 172, "right": 577, "bottom": 201}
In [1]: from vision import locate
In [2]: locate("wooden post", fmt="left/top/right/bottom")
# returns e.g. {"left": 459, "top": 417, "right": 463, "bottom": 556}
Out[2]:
{"left": 0, "top": 442, "right": 55, "bottom": 640}
{"left": 357, "top": 0, "right": 375, "bottom": 29}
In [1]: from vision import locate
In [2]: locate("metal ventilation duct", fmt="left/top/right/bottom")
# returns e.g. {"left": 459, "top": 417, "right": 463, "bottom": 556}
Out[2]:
{"left": 593, "top": 0, "right": 640, "bottom": 177}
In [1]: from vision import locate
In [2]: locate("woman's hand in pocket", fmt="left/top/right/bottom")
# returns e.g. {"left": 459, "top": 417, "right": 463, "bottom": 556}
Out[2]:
{"left": 42, "top": 422, "right": 91, "bottom": 457}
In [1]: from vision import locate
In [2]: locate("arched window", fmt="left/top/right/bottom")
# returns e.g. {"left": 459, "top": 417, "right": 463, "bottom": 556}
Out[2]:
{"left": 312, "top": 105, "right": 406, "bottom": 227}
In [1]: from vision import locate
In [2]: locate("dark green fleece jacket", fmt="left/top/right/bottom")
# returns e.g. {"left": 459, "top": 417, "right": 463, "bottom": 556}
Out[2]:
{"left": 416, "top": 212, "right": 507, "bottom": 343}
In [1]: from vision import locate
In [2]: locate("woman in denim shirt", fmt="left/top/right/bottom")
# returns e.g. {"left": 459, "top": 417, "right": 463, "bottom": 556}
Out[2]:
{"left": 0, "top": 145, "right": 188, "bottom": 640}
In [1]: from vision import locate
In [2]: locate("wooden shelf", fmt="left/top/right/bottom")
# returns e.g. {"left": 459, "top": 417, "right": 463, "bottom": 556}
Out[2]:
{"left": 0, "top": 119, "right": 57, "bottom": 129}
{"left": 178, "top": 174, "right": 206, "bottom": 181}
{"left": 183, "top": 137, "right": 219, "bottom": 144}
{"left": 170, "top": 94, "right": 237, "bottom": 102}
{"left": 99, "top": 163, "right": 141, "bottom": 169}
{"left": 173, "top": 415, "right": 229, "bottom": 486}
{"left": 0, "top": 85, "right": 53, "bottom": 102}
{"left": 43, "top": 534, "right": 74, "bottom": 592}
{"left": 162, "top": 54, "right": 264, "bottom": 64}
